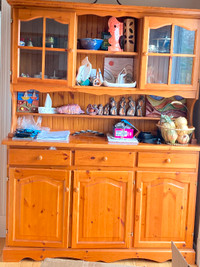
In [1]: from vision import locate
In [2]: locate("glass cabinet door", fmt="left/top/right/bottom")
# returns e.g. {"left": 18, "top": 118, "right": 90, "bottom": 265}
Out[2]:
{"left": 140, "top": 17, "right": 199, "bottom": 92}
{"left": 17, "top": 11, "right": 73, "bottom": 83}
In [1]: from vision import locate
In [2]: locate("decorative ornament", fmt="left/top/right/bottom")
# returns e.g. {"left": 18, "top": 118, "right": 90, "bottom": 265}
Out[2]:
{"left": 108, "top": 17, "right": 123, "bottom": 52}
{"left": 123, "top": 18, "right": 135, "bottom": 52}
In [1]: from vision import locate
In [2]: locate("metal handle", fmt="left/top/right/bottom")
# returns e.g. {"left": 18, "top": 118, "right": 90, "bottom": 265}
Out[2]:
{"left": 37, "top": 155, "right": 43, "bottom": 161}
{"left": 102, "top": 156, "right": 108, "bottom": 161}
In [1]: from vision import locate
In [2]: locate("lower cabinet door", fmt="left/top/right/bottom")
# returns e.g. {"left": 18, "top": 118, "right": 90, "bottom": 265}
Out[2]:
{"left": 8, "top": 168, "right": 71, "bottom": 248}
{"left": 72, "top": 170, "right": 133, "bottom": 248}
{"left": 134, "top": 171, "right": 197, "bottom": 248}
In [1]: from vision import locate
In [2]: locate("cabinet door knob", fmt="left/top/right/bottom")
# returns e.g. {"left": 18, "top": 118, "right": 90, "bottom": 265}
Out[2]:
{"left": 37, "top": 155, "right": 43, "bottom": 161}
{"left": 65, "top": 187, "right": 69, "bottom": 192}
{"left": 102, "top": 156, "right": 108, "bottom": 161}
{"left": 74, "top": 187, "right": 79, "bottom": 193}
{"left": 137, "top": 188, "right": 142, "bottom": 193}
{"left": 143, "top": 52, "right": 148, "bottom": 56}
{"left": 166, "top": 158, "right": 171, "bottom": 163}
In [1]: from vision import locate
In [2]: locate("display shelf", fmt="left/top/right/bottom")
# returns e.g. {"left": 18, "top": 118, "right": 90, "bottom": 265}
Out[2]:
{"left": 16, "top": 112, "right": 160, "bottom": 120}
{"left": 77, "top": 49, "right": 138, "bottom": 56}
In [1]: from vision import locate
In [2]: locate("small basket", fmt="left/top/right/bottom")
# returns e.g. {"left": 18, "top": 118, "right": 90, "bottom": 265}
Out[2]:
{"left": 157, "top": 124, "right": 195, "bottom": 145}
{"left": 157, "top": 101, "right": 195, "bottom": 145}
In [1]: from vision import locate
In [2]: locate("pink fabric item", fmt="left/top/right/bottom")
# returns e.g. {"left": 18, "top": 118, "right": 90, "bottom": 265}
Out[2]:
{"left": 57, "top": 104, "right": 84, "bottom": 114}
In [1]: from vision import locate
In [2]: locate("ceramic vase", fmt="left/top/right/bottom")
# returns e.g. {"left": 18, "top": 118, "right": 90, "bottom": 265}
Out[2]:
{"left": 108, "top": 17, "right": 123, "bottom": 52}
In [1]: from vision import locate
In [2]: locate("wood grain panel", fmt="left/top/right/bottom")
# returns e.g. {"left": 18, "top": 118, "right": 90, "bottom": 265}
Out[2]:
{"left": 72, "top": 170, "right": 133, "bottom": 248}
{"left": 7, "top": 168, "right": 71, "bottom": 248}
{"left": 75, "top": 150, "right": 135, "bottom": 167}
{"left": 134, "top": 171, "right": 197, "bottom": 248}
{"left": 9, "top": 149, "right": 71, "bottom": 166}
{"left": 138, "top": 152, "right": 198, "bottom": 169}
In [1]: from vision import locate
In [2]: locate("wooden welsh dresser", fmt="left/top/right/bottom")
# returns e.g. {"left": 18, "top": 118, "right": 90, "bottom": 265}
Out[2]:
{"left": 2, "top": 0, "right": 200, "bottom": 264}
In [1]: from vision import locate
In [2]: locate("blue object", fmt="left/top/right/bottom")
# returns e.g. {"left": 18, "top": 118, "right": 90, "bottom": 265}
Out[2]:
{"left": 80, "top": 38, "right": 103, "bottom": 50}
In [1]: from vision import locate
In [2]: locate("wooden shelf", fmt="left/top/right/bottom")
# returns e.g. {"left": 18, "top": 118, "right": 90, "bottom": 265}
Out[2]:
{"left": 16, "top": 112, "right": 160, "bottom": 120}
{"left": 77, "top": 49, "right": 138, "bottom": 56}
{"left": 18, "top": 46, "right": 67, "bottom": 52}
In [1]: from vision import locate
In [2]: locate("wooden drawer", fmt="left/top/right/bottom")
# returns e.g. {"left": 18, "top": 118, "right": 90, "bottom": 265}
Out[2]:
{"left": 75, "top": 150, "right": 135, "bottom": 167}
{"left": 138, "top": 152, "right": 197, "bottom": 169}
{"left": 9, "top": 149, "right": 71, "bottom": 166}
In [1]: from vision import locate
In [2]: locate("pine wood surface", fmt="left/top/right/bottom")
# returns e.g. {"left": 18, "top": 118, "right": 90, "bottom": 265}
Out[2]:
{"left": 0, "top": 239, "right": 197, "bottom": 267}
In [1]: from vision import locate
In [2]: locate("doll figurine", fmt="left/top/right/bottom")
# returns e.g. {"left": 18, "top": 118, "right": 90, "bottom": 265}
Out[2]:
{"left": 136, "top": 96, "right": 145, "bottom": 117}
{"left": 119, "top": 97, "right": 126, "bottom": 116}
{"left": 103, "top": 104, "right": 110, "bottom": 115}
{"left": 110, "top": 97, "right": 117, "bottom": 115}
{"left": 127, "top": 97, "right": 136, "bottom": 116}
{"left": 98, "top": 104, "right": 103, "bottom": 115}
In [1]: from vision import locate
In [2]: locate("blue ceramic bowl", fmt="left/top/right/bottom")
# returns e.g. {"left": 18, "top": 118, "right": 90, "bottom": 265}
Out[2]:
{"left": 80, "top": 38, "right": 103, "bottom": 50}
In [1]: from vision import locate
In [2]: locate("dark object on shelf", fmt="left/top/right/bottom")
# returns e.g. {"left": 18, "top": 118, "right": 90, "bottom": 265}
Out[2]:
{"left": 93, "top": 0, "right": 122, "bottom": 4}
{"left": 101, "top": 32, "right": 111, "bottom": 50}
{"left": 72, "top": 130, "right": 104, "bottom": 136}
{"left": 86, "top": 104, "right": 99, "bottom": 116}
{"left": 136, "top": 96, "right": 145, "bottom": 116}
{"left": 110, "top": 97, "right": 117, "bottom": 116}
{"left": 127, "top": 97, "right": 136, "bottom": 116}
{"left": 98, "top": 104, "right": 103, "bottom": 115}
{"left": 13, "top": 128, "right": 40, "bottom": 139}
{"left": 17, "top": 90, "right": 39, "bottom": 113}
{"left": 103, "top": 104, "right": 110, "bottom": 115}
{"left": 138, "top": 131, "right": 161, "bottom": 144}
{"left": 119, "top": 97, "right": 126, "bottom": 116}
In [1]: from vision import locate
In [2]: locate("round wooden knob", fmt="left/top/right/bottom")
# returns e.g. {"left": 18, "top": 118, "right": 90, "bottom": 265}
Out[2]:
{"left": 166, "top": 158, "right": 171, "bottom": 163}
{"left": 74, "top": 187, "right": 79, "bottom": 193}
{"left": 143, "top": 52, "right": 148, "bottom": 56}
{"left": 65, "top": 187, "right": 69, "bottom": 192}
{"left": 102, "top": 156, "right": 108, "bottom": 161}
{"left": 137, "top": 188, "right": 142, "bottom": 193}
{"left": 37, "top": 155, "right": 43, "bottom": 161}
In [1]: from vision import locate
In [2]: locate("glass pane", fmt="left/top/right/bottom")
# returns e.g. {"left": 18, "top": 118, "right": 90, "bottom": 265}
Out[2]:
{"left": 46, "top": 18, "right": 68, "bottom": 49}
{"left": 147, "top": 56, "right": 169, "bottom": 84}
{"left": 20, "top": 18, "right": 43, "bottom": 47}
{"left": 19, "top": 49, "right": 42, "bottom": 78}
{"left": 171, "top": 57, "right": 193, "bottom": 84}
{"left": 149, "top": 26, "right": 171, "bottom": 53}
{"left": 173, "top": 26, "right": 195, "bottom": 54}
{"left": 45, "top": 51, "right": 68, "bottom": 80}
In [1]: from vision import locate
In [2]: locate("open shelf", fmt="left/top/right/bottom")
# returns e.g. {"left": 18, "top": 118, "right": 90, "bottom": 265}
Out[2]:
{"left": 77, "top": 49, "right": 138, "bottom": 56}
{"left": 16, "top": 112, "right": 160, "bottom": 120}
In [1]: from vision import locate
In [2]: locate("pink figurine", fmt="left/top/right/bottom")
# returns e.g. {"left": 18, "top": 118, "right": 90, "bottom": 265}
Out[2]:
{"left": 108, "top": 17, "right": 123, "bottom": 52}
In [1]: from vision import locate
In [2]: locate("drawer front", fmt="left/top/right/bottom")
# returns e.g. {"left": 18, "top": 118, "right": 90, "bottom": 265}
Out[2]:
{"left": 9, "top": 149, "right": 71, "bottom": 166}
{"left": 75, "top": 150, "right": 135, "bottom": 167}
{"left": 138, "top": 152, "right": 197, "bottom": 169}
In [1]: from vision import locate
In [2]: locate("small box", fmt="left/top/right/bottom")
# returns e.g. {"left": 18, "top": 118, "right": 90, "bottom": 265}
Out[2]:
{"left": 17, "top": 90, "right": 39, "bottom": 113}
{"left": 113, "top": 119, "right": 139, "bottom": 139}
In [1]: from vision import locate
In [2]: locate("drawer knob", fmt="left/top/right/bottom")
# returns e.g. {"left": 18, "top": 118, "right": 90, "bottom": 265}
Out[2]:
{"left": 166, "top": 158, "right": 171, "bottom": 163}
{"left": 74, "top": 187, "right": 79, "bottom": 193}
{"left": 37, "top": 155, "right": 43, "bottom": 161}
{"left": 137, "top": 188, "right": 142, "bottom": 193}
{"left": 102, "top": 156, "right": 108, "bottom": 161}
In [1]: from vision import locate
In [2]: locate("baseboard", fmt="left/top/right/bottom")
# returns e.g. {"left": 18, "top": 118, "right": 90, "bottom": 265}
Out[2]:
{"left": 0, "top": 216, "right": 6, "bottom": 237}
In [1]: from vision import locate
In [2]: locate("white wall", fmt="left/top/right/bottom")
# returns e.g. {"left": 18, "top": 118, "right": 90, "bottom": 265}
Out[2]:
{"left": 1, "top": 0, "right": 200, "bottom": 243}
{"left": 0, "top": 0, "right": 11, "bottom": 237}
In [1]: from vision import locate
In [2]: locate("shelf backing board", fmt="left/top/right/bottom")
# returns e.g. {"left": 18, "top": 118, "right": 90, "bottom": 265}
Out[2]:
{"left": 15, "top": 92, "right": 157, "bottom": 133}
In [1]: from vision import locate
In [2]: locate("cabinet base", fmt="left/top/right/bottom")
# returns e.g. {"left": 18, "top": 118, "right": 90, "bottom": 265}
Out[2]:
{"left": 3, "top": 246, "right": 196, "bottom": 264}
